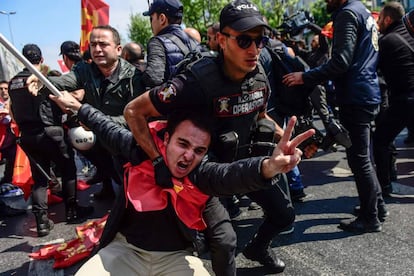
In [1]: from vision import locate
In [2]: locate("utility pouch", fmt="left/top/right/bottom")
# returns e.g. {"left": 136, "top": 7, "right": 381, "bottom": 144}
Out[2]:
{"left": 215, "top": 131, "right": 239, "bottom": 162}
{"left": 44, "top": 126, "right": 69, "bottom": 158}
{"left": 251, "top": 119, "right": 276, "bottom": 157}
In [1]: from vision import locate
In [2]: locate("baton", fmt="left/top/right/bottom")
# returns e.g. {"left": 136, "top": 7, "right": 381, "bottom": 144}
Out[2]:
{"left": 0, "top": 32, "right": 62, "bottom": 97}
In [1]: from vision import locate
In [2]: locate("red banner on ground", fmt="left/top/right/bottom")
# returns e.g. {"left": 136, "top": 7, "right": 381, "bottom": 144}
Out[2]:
{"left": 30, "top": 214, "right": 108, "bottom": 269}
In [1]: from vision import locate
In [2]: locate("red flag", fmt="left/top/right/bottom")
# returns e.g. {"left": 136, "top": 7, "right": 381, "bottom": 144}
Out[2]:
{"left": 80, "top": 0, "right": 109, "bottom": 53}
{"left": 12, "top": 144, "right": 34, "bottom": 200}
{"left": 57, "top": 60, "right": 69, "bottom": 73}
{"left": 29, "top": 215, "right": 108, "bottom": 268}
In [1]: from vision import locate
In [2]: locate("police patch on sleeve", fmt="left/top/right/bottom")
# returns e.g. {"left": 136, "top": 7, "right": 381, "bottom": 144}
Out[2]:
{"left": 157, "top": 83, "right": 177, "bottom": 103}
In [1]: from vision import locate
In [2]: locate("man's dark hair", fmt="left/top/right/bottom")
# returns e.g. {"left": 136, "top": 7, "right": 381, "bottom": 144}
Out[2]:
{"left": 0, "top": 80, "right": 8, "bottom": 85}
{"left": 22, "top": 44, "right": 42, "bottom": 64}
{"left": 166, "top": 110, "right": 213, "bottom": 138}
{"left": 165, "top": 14, "right": 182, "bottom": 25}
{"left": 382, "top": 1, "right": 405, "bottom": 22}
{"left": 92, "top": 25, "right": 121, "bottom": 46}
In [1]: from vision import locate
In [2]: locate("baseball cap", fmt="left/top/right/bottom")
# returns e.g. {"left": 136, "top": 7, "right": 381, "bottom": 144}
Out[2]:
{"left": 219, "top": 0, "right": 270, "bottom": 32}
{"left": 143, "top": 0, "right": 183, "bottom": 17}
{"left": 403, "top": 10, "right": 414, "bottom": 37}
{"left": 22, "top": 44, "right": 42, "bottom": 64}
{"left": 60, "top": 41, "right": 82, "bottom": 61}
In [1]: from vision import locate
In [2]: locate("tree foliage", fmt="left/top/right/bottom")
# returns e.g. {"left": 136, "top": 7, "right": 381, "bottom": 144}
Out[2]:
{"left": 128, "top": 0, "right": 303, "bottom": 47}
{"left": 181, "top": 0, "right": 228, "bottom": 35}
{"left": 309, "top": 0, "right": 331, "bottom": 27}
{"left": 128, "top": 13, "right": 153, "bottom": 47}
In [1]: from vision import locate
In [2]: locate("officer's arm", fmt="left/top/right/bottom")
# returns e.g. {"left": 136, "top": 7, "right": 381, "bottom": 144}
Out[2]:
{"left": 124, "top": 91, "right": 162, "bottom": 160}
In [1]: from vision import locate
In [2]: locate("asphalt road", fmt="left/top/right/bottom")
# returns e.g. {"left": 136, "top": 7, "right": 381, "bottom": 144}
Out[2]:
{"left": 1, "top": 128, "right": 413, "bottom": 276}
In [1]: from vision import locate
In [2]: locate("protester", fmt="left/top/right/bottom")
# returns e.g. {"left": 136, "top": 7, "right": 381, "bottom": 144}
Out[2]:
{"left": 60, "top": 41, "right": 82, "bottom": 70}
{"left": 184, "top": 27, "right": 202, "bottom": 43}
{"left": 373, "top": 2, "right": 414, "bottom": 197}
{"left": 206, "top": 22, "right": 220, "bottom": 53}
{"left": 9, "top": 44, "right": 93, "bottom": 237}
{"left": 124, "top": 0, "right": 295, "bottom": 273}
{"left": 121, "top": 42, "right": 146, "bottom": 72}
{"left": 283, "top": 0, "right": 386, "bottom": 233}
{"left": 28, "top": 25, "right": 146, "bottom": 200}
{"left": 0, "top": 79, "right": 16, "bottom": 185}
{"left": 0, "top": 80, "right": 10, "bottom": 101}
{"left": 50, "top": 91, "right": 312, "bottom": 276}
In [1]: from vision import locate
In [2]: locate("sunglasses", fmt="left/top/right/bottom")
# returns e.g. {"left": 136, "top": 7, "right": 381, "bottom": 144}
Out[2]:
{"left": 221, "top": 32, "right": 269, "bottom": 49}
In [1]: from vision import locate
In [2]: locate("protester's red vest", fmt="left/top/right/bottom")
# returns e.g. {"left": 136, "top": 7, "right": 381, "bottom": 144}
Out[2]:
{"left": 124, "top": 121, "right": 210, "bottom": 231}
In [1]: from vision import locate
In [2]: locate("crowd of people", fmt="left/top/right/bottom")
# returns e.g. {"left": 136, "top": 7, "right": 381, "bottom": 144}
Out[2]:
{"left": 1, "top": 0, "right": 414, "bottom": 274}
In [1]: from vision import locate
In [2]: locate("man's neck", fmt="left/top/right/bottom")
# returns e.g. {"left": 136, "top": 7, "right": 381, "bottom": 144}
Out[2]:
{"left": 98, "top": 60, "right": 119, "bottom": 78}
{"left": 222, "top": 60, "right": 246, "bottom": 83}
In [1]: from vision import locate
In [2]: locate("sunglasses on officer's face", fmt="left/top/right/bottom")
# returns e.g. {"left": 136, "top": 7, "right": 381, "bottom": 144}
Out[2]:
{"left": 221, "top": 32, "right": 269, "bottom": 49}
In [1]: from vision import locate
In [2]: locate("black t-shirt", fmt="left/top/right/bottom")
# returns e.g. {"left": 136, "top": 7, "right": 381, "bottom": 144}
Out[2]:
{"left": 119, "top": 201, "right": 192, "bottom": 251}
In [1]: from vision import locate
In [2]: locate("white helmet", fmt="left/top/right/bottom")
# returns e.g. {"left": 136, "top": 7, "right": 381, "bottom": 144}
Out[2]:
{"left": 68, "top": 126, "right": 96, "bottom": 151}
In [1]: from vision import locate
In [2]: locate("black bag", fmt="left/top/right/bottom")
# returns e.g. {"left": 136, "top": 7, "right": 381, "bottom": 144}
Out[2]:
{"left": 266, "top": 40, "right": 313, "bottom": 116}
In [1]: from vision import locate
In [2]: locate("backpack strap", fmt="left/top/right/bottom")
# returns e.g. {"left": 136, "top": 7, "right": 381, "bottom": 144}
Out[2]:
{"left": 265, "top": 45, "right": 290, "bottom": 73}
{"left": 162, "top": 33, "right": 194, "bottom": 55}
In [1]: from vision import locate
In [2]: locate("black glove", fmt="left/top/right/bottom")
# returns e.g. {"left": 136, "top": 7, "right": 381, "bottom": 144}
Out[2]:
{"left": 152, "top": 156, "right": 174, "bottom": 188}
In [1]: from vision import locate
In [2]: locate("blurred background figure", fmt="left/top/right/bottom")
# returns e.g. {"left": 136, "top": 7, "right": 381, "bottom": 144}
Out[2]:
{"left": 121, "top": 41, "right": 146, "bottom": 72}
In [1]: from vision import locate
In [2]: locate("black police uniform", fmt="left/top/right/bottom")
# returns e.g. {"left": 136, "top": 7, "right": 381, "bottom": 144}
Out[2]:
{"left": 148, "top": 56, "right": 294, "bottom": 275}
{"left": 9, "top": 68, "right": 78, "bottom": 230}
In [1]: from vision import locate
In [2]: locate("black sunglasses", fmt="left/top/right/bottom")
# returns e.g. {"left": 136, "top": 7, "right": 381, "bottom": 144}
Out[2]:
{"left": 221, "top": 32, "right": 269, "bottom": 49}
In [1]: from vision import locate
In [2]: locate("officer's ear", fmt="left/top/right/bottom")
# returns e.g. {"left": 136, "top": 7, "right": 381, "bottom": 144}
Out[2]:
{"left": 217, "top": 32, "right": 227, "bottom": 51}
{"left": 159, "top": 13, "right": 168, "bottom": 25}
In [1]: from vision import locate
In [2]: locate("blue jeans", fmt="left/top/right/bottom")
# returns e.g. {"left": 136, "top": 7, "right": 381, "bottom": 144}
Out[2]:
{"left": 339, "top": 104, "right": 384, "bottom": 222}
{"left": 287, "top": 166, "right": 304, "bottom": 191}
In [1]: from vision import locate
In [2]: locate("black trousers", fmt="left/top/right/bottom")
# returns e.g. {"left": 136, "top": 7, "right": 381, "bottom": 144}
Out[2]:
{"left": 373, "top": 100, "right": 414, "bottom": 189}
{"left": 78, "top": 140, "right": 123, "bottom": 186}
{"left": 339, "top": 104, "right": 384, "bottom": 222}
{"left": 20, "top": 131, "right": 77, "bottom": 212}
{"left": 203, "top": 183, "right": 294, "bottom": 276}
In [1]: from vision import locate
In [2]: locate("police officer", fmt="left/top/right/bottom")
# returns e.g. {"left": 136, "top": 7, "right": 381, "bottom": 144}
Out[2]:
{"left": 9, "top": 44, "right": 93, "bottom": 237}
{"left": 124, "top": 0, "right": 292, "bottom": 274}
{"left": 142, "top": 0, "right": 199, "bottom": 89}
{"left": 284, "top": 0, "right": 386, "bottom": 233}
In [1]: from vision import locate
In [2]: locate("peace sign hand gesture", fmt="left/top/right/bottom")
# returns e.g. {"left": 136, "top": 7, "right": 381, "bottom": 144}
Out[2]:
{"left": 261, "top": 116, "right": 315, "bottom": 178}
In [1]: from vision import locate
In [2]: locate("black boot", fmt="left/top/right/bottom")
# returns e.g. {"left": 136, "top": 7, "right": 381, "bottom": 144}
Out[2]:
{"left": 93, "top": 178, "right": 115, "bottom": 200}
{"left": 243, "top": 238, "right": 285, "bottom": 273}
{"left": 34, "top": 210, "right": 54, "bottom": 237}
{"left": 66, "top": 202, "right": 94, "bottom": 224}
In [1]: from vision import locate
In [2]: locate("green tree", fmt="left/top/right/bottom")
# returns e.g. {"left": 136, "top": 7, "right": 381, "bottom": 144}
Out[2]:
{"left": 181, "top": 0, "right": 228, "bottom": 37}
{"left": 310, "top": 0, "right": 331, "bottom": 27}
{"left": 253, "top": 0, "right": 299, "bottom": 30}
{"left": 128, "top": 0, "right": 301, "bottom": 46}
{"left": 128, "top": 13, "right": 153, "bottom": 48}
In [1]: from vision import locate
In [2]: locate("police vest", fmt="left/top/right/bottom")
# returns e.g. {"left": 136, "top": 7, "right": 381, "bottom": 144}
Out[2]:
{"left": 188, "top": 57, "right": 270, "bottom": 161}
